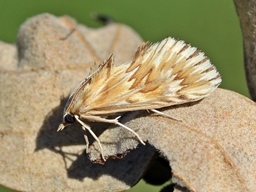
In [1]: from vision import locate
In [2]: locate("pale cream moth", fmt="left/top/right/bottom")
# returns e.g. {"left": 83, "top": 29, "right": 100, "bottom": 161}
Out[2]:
{"left": 58, "top": 37, "right": 222, "bottom": 161}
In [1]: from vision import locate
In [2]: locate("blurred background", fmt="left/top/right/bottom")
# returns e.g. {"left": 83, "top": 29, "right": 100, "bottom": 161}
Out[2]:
{"left": 0, "top": 0, "right": 246, "bottom": 191}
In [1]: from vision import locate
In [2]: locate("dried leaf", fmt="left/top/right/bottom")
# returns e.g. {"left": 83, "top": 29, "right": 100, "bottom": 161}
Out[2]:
{"left": 0, "top": 13, "right": 154, "bottom": 192}
{"left": 90, "top": 88, "right": 256, "bottom": 191}
{"left": 1, "top": 13, "right": 256, "bottom": 192}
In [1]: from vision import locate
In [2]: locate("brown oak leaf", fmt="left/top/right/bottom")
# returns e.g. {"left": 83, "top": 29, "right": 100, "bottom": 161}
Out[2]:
{"left": 0, "top": 13, "right": 256, "bottom": 192}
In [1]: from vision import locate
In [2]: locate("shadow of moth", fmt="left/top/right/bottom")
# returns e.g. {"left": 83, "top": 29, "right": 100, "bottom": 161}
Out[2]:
{"left": 58, "top": 37, "right": 221, "bottom": 161}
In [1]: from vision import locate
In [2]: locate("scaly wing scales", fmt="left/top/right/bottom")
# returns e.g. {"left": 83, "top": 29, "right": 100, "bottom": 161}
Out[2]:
{"left": 68, "top": 37, "right": 221, "bottom": 116}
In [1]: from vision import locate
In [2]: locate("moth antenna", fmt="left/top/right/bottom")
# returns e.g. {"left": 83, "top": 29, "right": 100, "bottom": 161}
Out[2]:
{"left": 74, "top": 115, "right": 106, "bottom": 161}
{"left": 150, "top": 109, "right": 181, "bottom": 122}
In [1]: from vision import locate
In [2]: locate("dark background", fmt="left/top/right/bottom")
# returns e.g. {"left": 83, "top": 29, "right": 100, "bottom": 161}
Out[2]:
{"left": 0, "top": 1, "right": 246, "bottom": 191}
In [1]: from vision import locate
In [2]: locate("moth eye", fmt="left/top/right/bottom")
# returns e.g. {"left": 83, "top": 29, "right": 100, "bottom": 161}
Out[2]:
{"left": 64, "top": 113, "right": 76, "bottom": 124}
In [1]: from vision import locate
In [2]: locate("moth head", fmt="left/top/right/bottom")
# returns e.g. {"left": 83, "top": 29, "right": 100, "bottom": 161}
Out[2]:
{"left": 64, "top": 113, "right": 76, "bottom": 124}
{"left": 57, "top": 112, "right": 76, "bottom": 131}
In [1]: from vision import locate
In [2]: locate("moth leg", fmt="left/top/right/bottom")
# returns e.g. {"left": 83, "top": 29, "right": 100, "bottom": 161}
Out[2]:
{"left": 83, "top": 130, "right": 89, "bottom": 153}
{"left": 114, "top": 117, "right": 146, "bottom": 145}
{"left": 150, "top": 109, "right": 181, "bottom": 122}
{"left": 84, "top": 115, "right": 146, "bottom": 145}
{"left": 74, "top": 115, "right": 106, "bottom": 161}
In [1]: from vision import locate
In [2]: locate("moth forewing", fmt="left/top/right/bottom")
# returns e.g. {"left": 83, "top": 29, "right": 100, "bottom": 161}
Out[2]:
{"left": 58, "top": 37, "right": 221, "bottom": 161}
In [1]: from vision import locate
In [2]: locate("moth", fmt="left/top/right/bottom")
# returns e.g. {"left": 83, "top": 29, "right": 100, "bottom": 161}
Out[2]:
{"left": 58, "top": 37, "right": 221, "bottom": 161}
